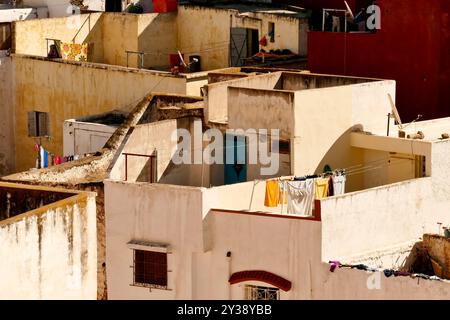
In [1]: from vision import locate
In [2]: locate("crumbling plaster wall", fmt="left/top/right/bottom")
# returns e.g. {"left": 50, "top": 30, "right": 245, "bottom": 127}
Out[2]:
{"left": 0, "top": 191, "right": 97, "bottom": 299}
{"left": 0, "top": 56, "right": 14, "bottom": 177}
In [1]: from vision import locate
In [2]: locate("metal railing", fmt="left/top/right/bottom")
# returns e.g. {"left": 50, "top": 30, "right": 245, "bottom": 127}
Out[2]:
{"left": 123, "top": 152, "right": 157, "bottom": 183}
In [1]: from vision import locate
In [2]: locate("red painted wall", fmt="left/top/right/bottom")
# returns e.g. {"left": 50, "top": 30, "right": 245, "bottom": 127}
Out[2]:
{"left": 308, "top": 0, "right": 450, "bottom": 122}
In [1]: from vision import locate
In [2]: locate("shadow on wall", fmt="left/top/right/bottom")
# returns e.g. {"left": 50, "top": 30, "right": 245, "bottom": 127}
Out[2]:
{"left": 401, "top": 241, "right": 435, "bottom": 276}
{"left": 314, "top": 125, "right": 364, "bottom": 192}
{"left": 80, "top": 14, "right": 104, "bottom": 63}
{"left": 137, "top": 12, "right": 177, "bottom": 70}
{"left": 0, "top": 187, "right": 76, "bottom": 221}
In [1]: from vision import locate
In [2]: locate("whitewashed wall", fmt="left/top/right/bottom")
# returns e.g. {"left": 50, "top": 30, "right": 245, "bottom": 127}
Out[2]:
{"left": 0, "top": 193, "right": 97, "bottom": 299}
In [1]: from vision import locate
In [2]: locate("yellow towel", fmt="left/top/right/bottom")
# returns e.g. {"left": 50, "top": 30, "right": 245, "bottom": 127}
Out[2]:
{"left": 264, "top": 180, "right": 279, "bottom": 207}
{"left": 315, "top": 177, "right": 329, "bottom": 199}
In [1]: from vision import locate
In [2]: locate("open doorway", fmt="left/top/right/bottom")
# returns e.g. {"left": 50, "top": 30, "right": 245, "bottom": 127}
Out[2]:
{"left": 105, "top": 0, "right": 122, "bottom": 12}
{"left": 230, "top": 28, "right": 259, "bottom": 67}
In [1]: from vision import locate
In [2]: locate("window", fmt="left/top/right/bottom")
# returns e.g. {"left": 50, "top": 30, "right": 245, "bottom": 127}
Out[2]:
{"left": 279, "top": 140, "right": 290, "bottom": 155}
{"left": 133, "top": 249, "right": 168, "bottom": 289}
{"left": 27, "top": 111, "right": 49, "bottom": 137}
{"left": 262, "top": 135, "right": 290, "bottom": 155}
{"left": 268, "top": 22, "right": 275, "bottom": 42}
{"left": 245, "top": 285, "right": 280, "bottom": 300}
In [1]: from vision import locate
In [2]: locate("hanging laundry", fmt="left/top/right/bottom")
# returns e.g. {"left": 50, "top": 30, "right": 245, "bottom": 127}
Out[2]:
{"left": 328, "top": 175, "right": 334, "bottom": 197}
{"left": 329, "top": 261, "right": 340, "bottom": 272}
{"left": 43, "top": 149, "right": 49, "bottom": 168}
{"left": 39, "top": 146, "right": 45, "bottom": 169}
{"left": 332, "top": 174, "right": 346, "bottom": 195}
{"left": 278, "top": 180, "right": 288, "bottom": 205}
{"left": 264, "top": 180, "right": 279, "bottom": 207}
{"left": 286, "top": 179, "right": 315, "bottom": 216}
{"left": 393, "top": 271, "right": 411, "bottom": 277}
{"left": 314, "top": 177, "right": 329, "bottom": 199}
{"left": 383, "top": 269, "right": 395, "bottom": 278}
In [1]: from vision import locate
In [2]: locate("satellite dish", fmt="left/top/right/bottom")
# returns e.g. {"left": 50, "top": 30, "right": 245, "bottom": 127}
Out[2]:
{"left": 388, "top": 93, "right": 403, "bottom": 129}
{"left": 344, "top": 1, "right": 354, "bottom": 19}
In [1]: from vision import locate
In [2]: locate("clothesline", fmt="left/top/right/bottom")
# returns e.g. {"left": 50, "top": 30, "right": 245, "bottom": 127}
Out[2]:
{"left": 328, "top": 261, "right": 448, "bottom": 283}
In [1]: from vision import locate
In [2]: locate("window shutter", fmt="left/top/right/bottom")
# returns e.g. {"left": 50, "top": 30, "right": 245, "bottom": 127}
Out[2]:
{"left": 27, "top": 112, "right": 37, "bottom": 137}
{"left": 38, "top": 112, "right": 49, "bottom": 136}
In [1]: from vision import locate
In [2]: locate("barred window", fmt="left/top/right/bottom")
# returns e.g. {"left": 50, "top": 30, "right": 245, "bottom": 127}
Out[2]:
{"left": 133, "top": 250, "right": 167, "bottom": 289}
{"left": 245, "top": 285, "right": 280, "bottom": 300}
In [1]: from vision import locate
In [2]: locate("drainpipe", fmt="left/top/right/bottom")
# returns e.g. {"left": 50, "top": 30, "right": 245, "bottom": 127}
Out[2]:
{"left": 227, "top": 251, "right": 232, "bottom": 299}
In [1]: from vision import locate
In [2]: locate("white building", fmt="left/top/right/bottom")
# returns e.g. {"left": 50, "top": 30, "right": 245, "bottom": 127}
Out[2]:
{"left": 102, "top": 72, "right": 450, "bottom": 299}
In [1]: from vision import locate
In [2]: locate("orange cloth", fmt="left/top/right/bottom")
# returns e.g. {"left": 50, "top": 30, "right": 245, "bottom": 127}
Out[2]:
{"left": 264, "top": 180, "right": 279, "bottom": 207}
{"left": 314, "top": 178, "right": 329, "bottom": 200}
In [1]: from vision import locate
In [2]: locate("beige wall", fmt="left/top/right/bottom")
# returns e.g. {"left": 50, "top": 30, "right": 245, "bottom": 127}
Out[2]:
{"left": 0, "top": 191, "right": 97, "bottom": 299}
{"left": 13, "top": 9, "right": 305, "bottom": 70}
{"left": 14, "top": 13, "right": 105, "bottom": 62}
{"left": 12, "top": 55, "right": 187, "bottom": 172}
{"left": 314, "top": 263, "right": 450, "bottom": 299}
{"left": 198, "top": 210, "right": 322, "bottom": 300}
{"left": 110, "top": 119, "right": 178, "bottom": 183}
{"left": 228, "top": 87, "right": 294, "bottom": 139}
{"left": 320, "top": 178, "right": 438, "bottom": 262}
{"left": 13, "top": 12, "right": 178, "bottom": 69}
{"left": 102, "top": 13, "right": 137, "bottom": 67}
{"left": 205, "top": 72, "right": 282, "bottom": 122}
{"left": 105, "top": 181, "right": 205, "bottom": 300}
{"left": 102, "top": 13, "right": 178, "bottom": 69}
{"left": 176, "top": 6, "right": 231, "bottom": 72}
{"left": 137, "top": 13, "right": 177, "bottom": 69}
{"left": 292, "top": 80, "right": 396, "bottom": 177}
{"left": 177, "top": 6, "right": 307, "bottom": 71}
{"left": 0, "top": 57, "right": 14, "bottom": 176}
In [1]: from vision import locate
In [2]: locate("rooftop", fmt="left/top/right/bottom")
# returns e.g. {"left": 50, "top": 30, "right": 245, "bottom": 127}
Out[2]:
{"left": 0, "top": 181, "right": 79, "bottom": 223}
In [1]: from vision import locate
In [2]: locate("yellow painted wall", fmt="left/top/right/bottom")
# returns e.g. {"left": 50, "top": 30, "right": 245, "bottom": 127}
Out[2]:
{"left": 14, "top": 13, "right": 105, "bottom": 63}
{"left": 102, "top": 13, "right": 138, "bottom": 68}
{"left": 12, "top": 55, "right": 187, "bottom": 172}
{"left": 137, "top": 13, "right": 177, "bottom": 70}
{"left": 13, "top": 12, "right": 178, "bottom": 69}
{"left": 177, "top": 6, "right": 231, "bottom": 71}
{"left": 13, "top": 9, "right": 305, "bottom": 71}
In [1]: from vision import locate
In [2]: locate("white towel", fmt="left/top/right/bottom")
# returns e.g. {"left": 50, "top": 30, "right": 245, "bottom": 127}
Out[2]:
{"left": 286, "top": 179, "right": 315, "bottom": 216}
{"left": 333, "top": 175, "right": 346, "bottom": 195}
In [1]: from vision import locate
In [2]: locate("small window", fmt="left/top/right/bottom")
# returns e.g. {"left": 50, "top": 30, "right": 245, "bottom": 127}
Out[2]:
{"left": 268, "top": 22, "right": 275, "bottom": 42}
{"left": 245, "top": 285, "right": 280, "bottom": 300}
{"left": 263, "top": 136, "right": 290, "bottom": 155}
{"left": 279, "top": 140, "right": 290, "bottom": 155}
{"left": 27, "top": 111, "right": 49, "bottom": 137}
{"left": 133, "top": 249, "right": 167, "bottom": 289}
